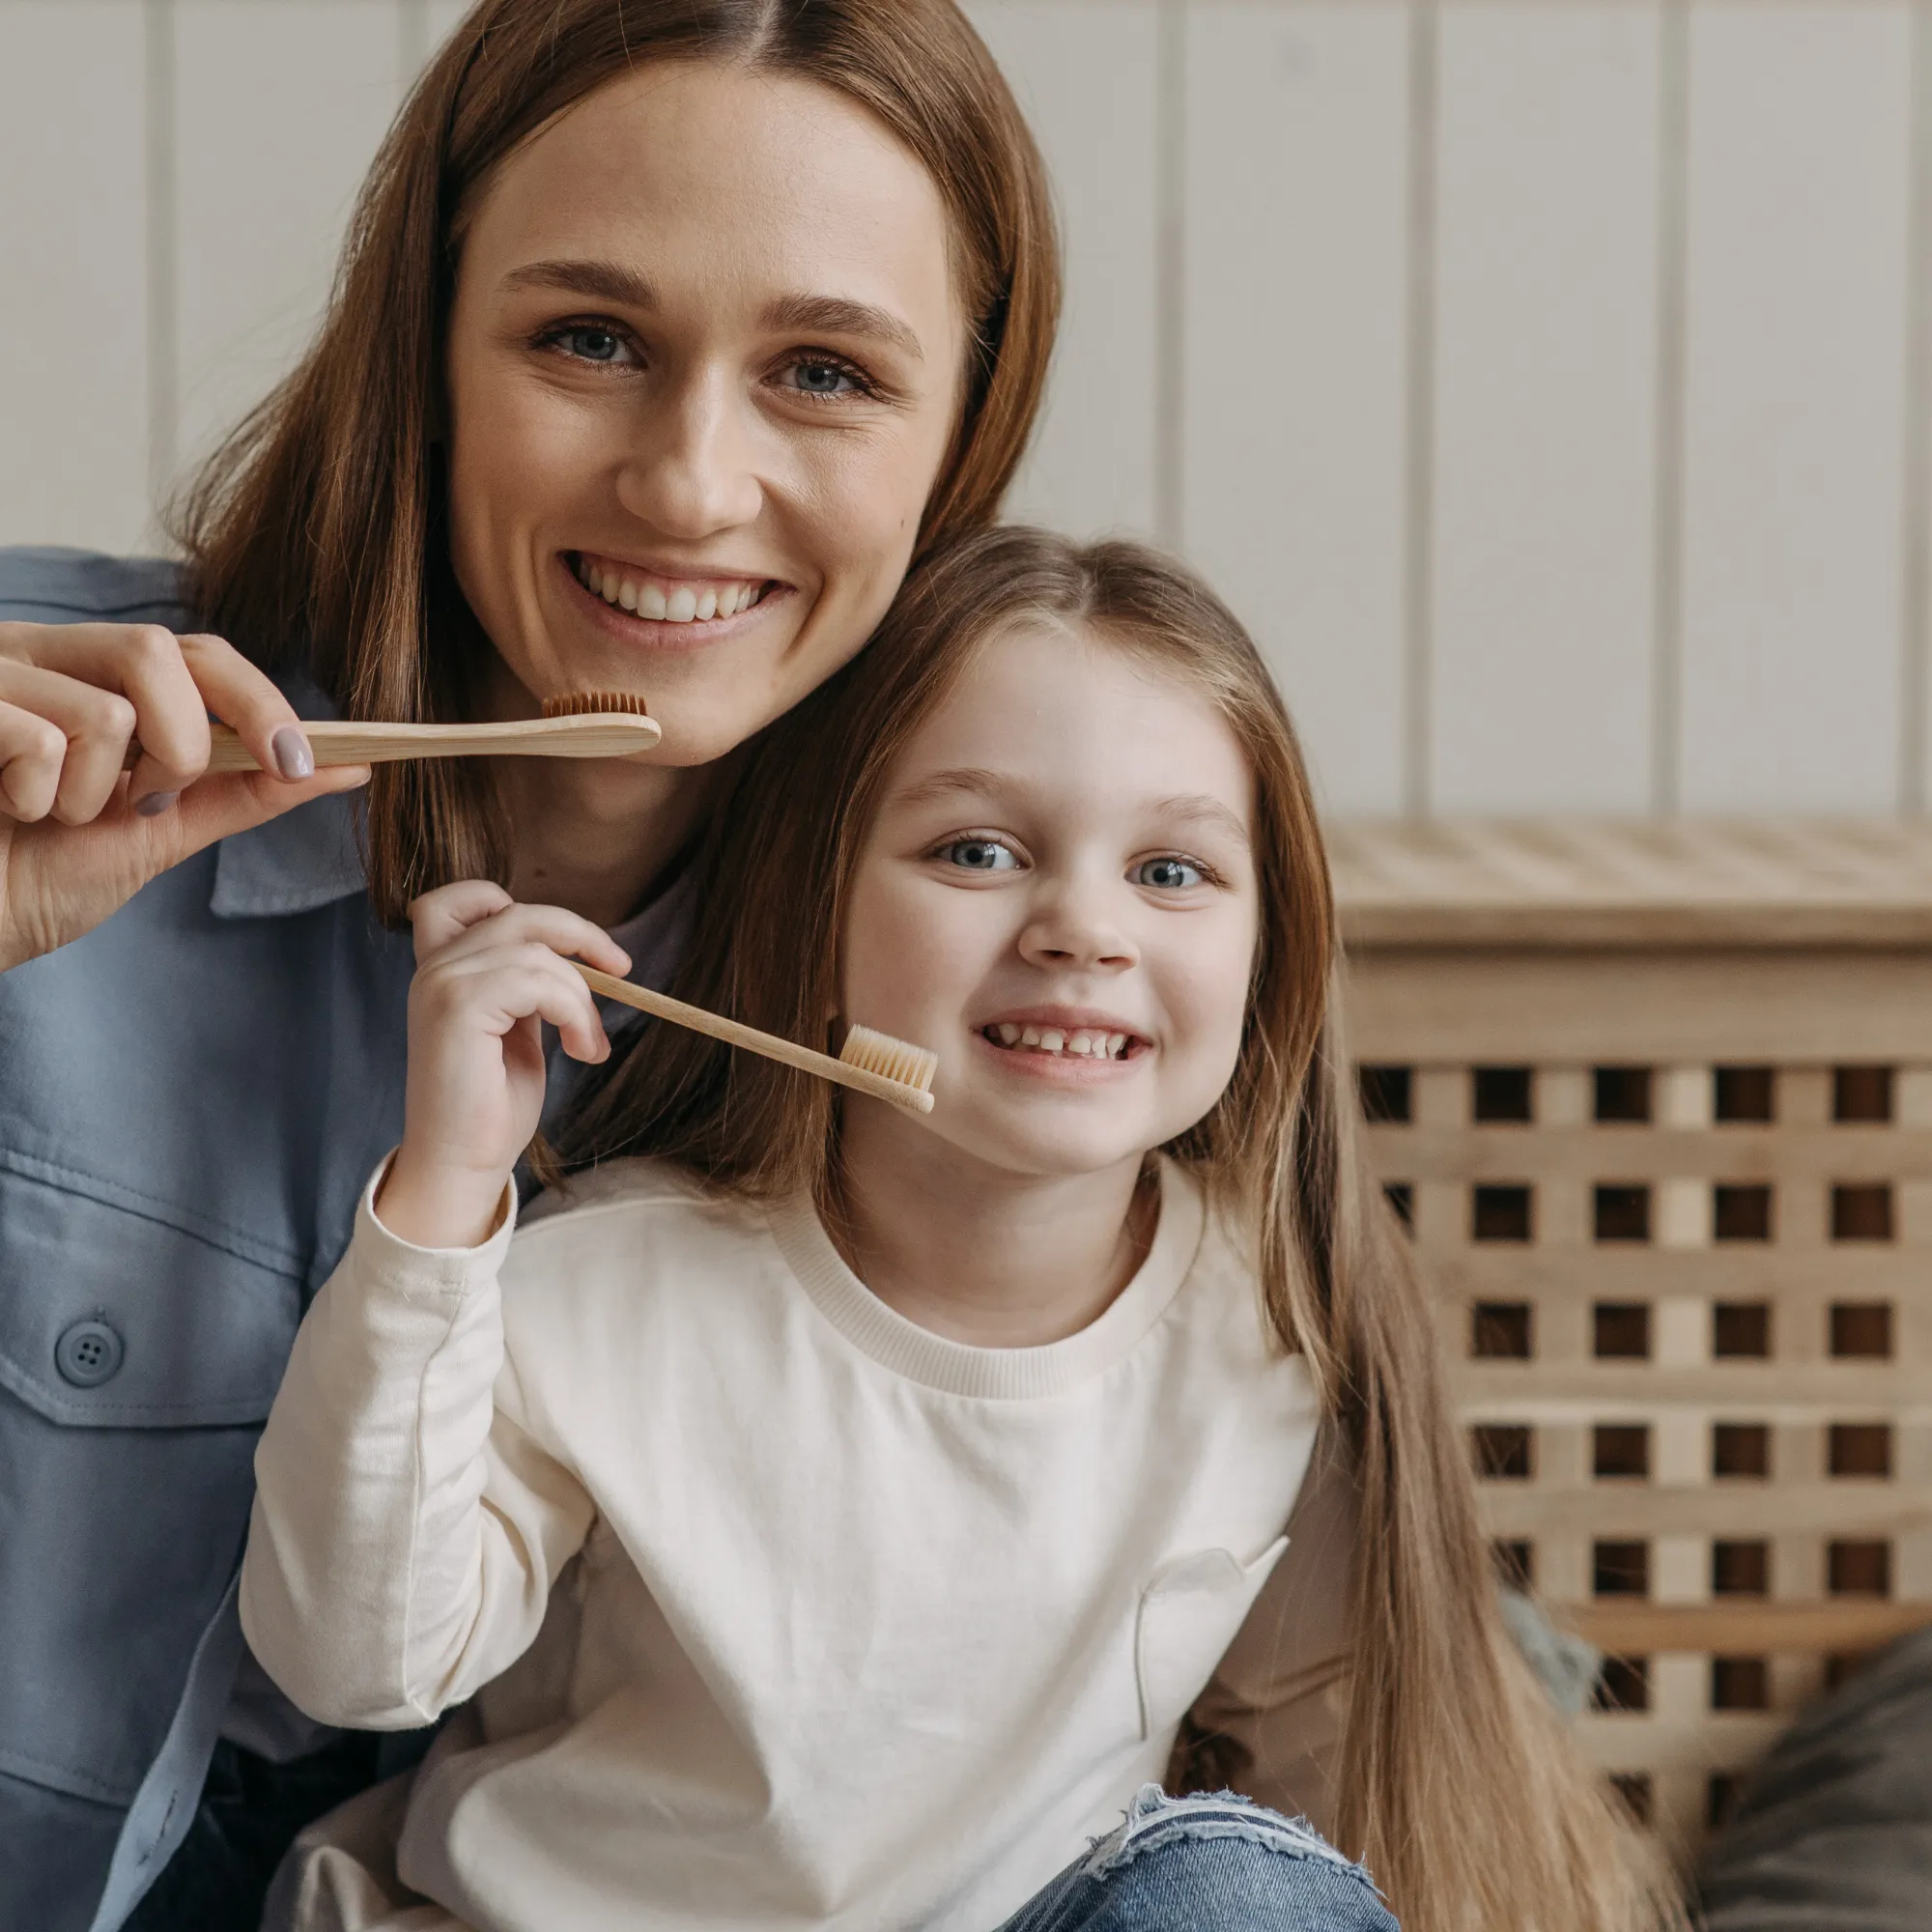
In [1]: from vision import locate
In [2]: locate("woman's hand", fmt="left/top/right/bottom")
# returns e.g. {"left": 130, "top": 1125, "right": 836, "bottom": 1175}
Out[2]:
{"left": 377, "top": 881, "right": 633, "bottom": 1250}
{"left": 0, "top": 620, "right": 370, "bottom": 971}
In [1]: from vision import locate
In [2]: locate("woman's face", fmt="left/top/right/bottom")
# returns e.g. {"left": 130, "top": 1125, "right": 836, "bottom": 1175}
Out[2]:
{"left": 444, "top": 61, "right": 968, "bottom": 766}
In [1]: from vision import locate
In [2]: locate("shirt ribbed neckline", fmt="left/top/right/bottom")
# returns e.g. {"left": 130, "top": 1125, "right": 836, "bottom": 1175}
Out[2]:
{"left": 765, "top": 1158, "right": 1206, "bottom": 1400}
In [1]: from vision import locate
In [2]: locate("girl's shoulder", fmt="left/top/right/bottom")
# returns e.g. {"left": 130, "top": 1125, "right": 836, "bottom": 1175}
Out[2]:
{"left": 508, "top": 1157, "right": 776, "bottom": 1286}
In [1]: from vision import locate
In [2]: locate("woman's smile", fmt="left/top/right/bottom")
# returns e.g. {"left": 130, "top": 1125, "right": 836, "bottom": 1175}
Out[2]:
{"left": 562, "top": 550, "right": 792, "bottom": 654}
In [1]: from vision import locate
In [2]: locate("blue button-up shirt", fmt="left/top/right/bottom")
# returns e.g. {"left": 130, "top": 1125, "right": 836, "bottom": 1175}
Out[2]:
{"left": 0, "top": 549, "right": 686, "bottom": 1931}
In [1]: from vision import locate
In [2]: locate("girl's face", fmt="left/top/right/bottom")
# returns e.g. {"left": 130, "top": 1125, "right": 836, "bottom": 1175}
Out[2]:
{"left": 842, "top": 622, "right": 1261, "bottom": 1179}
{"left": 444, "top": 62, "right": 968, "bottom": 765}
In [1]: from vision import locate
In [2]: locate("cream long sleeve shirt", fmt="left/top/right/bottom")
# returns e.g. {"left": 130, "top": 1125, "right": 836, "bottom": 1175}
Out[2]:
{"left": 241, "top": 1156, "right": 1321, "bottom": 1932}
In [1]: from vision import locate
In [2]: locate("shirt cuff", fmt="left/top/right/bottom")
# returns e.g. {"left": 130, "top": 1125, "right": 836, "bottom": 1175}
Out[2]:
{"left": 355, "top": 1151, "right": 519, "bottom": 1293}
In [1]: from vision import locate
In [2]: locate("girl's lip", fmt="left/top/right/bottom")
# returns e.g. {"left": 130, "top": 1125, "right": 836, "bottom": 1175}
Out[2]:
{"left": 557, "top": 552, "right": 794, "bottom": 648}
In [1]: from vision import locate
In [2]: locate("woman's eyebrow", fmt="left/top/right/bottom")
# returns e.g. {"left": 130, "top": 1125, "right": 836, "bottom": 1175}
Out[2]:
{"left": 496, "top": 264, "right": 922, "bottom": 362}
{"left": 762, "top": 293, "right": 924, "bottom": 361}
{"left": 501, "top": 258, "right": 658, "bottom": 308}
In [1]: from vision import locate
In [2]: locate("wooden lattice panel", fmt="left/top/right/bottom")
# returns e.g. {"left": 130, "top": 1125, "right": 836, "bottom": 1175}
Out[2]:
{"left": 1334, "top": 820, "right": 1932, "bottom": 1857}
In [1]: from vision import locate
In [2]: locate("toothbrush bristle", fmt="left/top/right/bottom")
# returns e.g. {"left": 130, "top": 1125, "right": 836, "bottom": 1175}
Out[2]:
{"left": 541, "top": 689, "right": 653, "bottom": 719}
{"left": 838, "top": 1025, "right": 939, "bottom": 1094}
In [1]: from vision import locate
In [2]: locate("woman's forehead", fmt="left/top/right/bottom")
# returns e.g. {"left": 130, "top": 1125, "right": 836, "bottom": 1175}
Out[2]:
{"left": 460, "top": 61, "right": 958, "bottom": 329}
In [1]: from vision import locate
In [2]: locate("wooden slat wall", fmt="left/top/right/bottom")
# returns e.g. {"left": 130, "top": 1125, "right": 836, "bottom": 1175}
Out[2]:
{"left": 3, "top": 0, "right": 1929, "bottom": 817}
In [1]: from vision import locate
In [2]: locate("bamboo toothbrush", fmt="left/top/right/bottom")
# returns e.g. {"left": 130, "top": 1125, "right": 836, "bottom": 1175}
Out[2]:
{"left": 127, "top": 692, "right": 660, "bottom": 772}
{"left": 572, "top": 963, "right": 939, "bottom": 1116}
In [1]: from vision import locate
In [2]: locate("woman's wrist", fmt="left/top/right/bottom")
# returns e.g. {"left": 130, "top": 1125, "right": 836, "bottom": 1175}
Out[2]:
{"left": 375, "top": 1145, "right": 513, "bottom": 1251}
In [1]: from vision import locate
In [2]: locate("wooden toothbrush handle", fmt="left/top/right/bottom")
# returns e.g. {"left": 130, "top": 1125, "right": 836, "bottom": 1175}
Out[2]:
{"left": 128, "top": 714, "right": 663, "bottom": 774}
{"left": 572, "top": 964, "right": 935, "bottom": 1114}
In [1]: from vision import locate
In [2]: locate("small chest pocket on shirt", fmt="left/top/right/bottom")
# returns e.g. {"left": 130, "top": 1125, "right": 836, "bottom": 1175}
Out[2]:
{"left": 1134, "top": 1535, "right": 1290, "bottom": 1740}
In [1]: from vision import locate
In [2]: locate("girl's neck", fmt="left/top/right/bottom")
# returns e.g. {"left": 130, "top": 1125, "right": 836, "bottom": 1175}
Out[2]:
{"left": 830, "top": 1118, "right": 1157, "bottom": 1349}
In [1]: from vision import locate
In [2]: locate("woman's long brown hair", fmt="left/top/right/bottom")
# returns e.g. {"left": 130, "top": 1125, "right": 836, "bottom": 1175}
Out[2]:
{"left": 561, "top": 526, "right": 1680, "bottom": 1932}
{"left": 176, "top": 0, "right": 1058, "bottom": 925}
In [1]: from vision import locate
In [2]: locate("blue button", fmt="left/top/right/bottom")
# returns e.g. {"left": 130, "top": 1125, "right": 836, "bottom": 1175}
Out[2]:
{"left": 55, "top": 1320, "right": 124, "bottom": 1388}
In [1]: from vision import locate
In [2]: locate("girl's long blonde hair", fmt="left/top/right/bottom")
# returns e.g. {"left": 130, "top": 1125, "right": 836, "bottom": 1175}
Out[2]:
{"left": 562, "top": 526, "right": 1677, "bottom": 1931}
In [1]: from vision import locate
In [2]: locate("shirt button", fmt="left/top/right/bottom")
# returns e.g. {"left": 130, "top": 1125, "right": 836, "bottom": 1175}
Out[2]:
{"left": 54, "top": 1320, "right": 125, "bottom": 1388}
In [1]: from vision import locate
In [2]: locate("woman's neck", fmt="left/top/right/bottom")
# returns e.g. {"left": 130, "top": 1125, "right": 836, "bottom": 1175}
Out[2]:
{"left": 831, "top": 1117, "right": 1156, "bottom": 1349}
{"left": 501, "top": 754, "right": 710, "bottom": 927}
{"left": 481, "top": 654, "right": 714, "bottom": 926}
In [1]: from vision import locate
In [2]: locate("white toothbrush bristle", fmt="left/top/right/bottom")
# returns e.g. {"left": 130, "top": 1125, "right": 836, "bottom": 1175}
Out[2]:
{"left": 838, "top": 1024, "right": 939, "bottom": 1094}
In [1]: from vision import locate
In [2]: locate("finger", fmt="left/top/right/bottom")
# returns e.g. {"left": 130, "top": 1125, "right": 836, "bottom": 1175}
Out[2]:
{"left": 0, "top": 659, "right": 139, "bottom": 826}
{"left": 408, "top": 881, "right": 517, "bottom": 966}
{"left": 0, "top": 699, "right": 72, "bottom": 823}
{"left": 424, "top": 948, "right": 613, "bottom": 1064}
{"left": 427, "top": 900, "right": 632, "bottom": 980}
{"left": 2, "top": 621, "right": 214, "bottom": 804}
{"left": 177, "top": 634, "right": 316, "bottom": 786}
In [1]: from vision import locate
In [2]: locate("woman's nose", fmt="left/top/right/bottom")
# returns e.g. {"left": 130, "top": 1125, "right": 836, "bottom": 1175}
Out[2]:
{"left": 1017, "top": 880, "right": 1139, "bottom": 974}
{"left": 615, "top": 375, "right": 764, "bottom": 539}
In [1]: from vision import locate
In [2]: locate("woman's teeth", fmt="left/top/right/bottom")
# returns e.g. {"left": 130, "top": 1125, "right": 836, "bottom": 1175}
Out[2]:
{"left": 986, "top": 1023, "right": 1131, "bottom": 1061}
{"left": 575, "top": 555, "right": 763, "bottom": 623}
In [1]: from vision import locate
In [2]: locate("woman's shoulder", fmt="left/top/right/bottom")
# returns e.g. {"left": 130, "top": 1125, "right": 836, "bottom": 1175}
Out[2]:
{"left": 0, "top": 547, "right": 194, "bottom": 627}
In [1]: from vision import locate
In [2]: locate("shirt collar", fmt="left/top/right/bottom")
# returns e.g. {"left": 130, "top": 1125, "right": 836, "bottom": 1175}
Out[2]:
{"left": 209, "top": 673, "right": 368, "bottom": 919}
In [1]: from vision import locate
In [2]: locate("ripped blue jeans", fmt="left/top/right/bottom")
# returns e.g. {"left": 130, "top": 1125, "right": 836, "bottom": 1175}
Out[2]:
{"left": 995, "top": 1787, "right": 1398, "bottom": 1931}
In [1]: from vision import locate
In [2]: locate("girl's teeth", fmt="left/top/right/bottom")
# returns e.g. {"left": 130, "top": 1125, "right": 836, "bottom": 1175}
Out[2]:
{"left": 985, "top": 1021, "right": 1136, "bottom": 1060}
{"left": 1069, "top": 1031, "right": 1094, "bottom": 1057}
{"left": 1038, "top": 1029, "right": 1065, "bottom": 1052}
{"left": 1020, "top": 1026, "right": 1041, "bottom": 1048}
{"left": 997, "top": 1023, "right": 1021, "bottom": 1046}
{"left": 1108, "top": 1033, "right": 1127, "bottom": 1059}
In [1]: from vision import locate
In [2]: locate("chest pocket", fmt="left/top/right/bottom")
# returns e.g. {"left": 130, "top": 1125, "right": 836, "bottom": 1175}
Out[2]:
{"left": 1134, "top": 1535, "right": 1290, "bottom": 1741}
{"left": 0, "top": 1162, "right": 301, "bottom": 1805}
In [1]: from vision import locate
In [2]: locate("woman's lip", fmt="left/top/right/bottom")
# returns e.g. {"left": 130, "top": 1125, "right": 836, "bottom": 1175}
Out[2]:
{"left": 572, "top": 548, "right": 785, "bottom": 595}
{"left": 558, "top": 552, "right": 792, "bottom": 647}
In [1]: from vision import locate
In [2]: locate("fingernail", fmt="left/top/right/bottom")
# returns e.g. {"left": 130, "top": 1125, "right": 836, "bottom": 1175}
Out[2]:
{"left": 271, "top": 725, "right": 315, "bottom": 781}
{"left": 136, "top": 790, "right": 181, "bottom": 817}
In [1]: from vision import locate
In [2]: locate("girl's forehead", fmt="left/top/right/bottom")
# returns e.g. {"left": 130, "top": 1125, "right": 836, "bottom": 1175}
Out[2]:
{"left": 889, "top": 619, "right": 1253, "bottom": 807}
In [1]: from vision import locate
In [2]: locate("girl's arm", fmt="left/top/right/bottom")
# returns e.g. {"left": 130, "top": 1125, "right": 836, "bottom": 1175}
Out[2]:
{"left": 240, "top": 881, "right": 633, "bottom": 1726}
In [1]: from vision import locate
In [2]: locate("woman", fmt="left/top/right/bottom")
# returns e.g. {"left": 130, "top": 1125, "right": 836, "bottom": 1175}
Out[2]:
{"left": 0, "top": 7, "right": 1053, "bottom": 1929}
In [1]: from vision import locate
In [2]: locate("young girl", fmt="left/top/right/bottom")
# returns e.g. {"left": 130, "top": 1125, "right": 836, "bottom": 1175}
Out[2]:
{"left": 241, "top": 528, "right": 1670, "bottom": 1931}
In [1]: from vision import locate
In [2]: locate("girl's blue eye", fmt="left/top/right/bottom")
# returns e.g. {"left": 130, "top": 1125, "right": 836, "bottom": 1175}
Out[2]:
{"left": 943, "top": 838, "right": 1018, "bottom": 872}
{"left": 1133, "top": 856, "right": 1205, "bottom": 891}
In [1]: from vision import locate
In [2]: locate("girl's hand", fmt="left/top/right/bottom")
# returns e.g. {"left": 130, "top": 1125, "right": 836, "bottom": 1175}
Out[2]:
{"left": 377, "top": 881, "right": 632, "bottom": 1250}
{"left": 0, "top": 620, "right": 369, "bottom": 972}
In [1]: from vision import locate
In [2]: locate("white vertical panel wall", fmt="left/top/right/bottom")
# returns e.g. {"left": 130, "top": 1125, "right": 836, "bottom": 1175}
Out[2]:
{"left": 173, "top": 0, "right": 402, "bottom": 474}
{"left": 1182, "top": 4, "right": 1411, "bottom": 818}
{"left": 1, "top": 0, "right": 1928, "bottom": 822}
{"left": 967, "top": 2, "right": 1163, "bottom": 542}
{"left": 1429, "top": 2, "right": 1661, "bottom": 814}
{"left": 1677, "top": 1, "right": 1914, "bottom": 812}
{"left": 0, "top": 3, "right": 152, "bottom": 554}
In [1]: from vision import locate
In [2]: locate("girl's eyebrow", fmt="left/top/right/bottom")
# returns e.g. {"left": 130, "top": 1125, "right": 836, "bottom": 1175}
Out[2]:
{"left": 890, "top": 770, "right": 1251, "bottom": 845}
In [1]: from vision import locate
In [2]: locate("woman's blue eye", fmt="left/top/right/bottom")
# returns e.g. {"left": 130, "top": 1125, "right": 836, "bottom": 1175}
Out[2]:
{"left": 787, "top": 359, "right": 861, "bottom": 397}
{"left": 1133, "top": 856, "right": 1204, "bottom": 891}
{"left": 558, "top": 327, "right": 625, "bottom": 363}
{"left": 943, "top": 839, "right": 1018, "bottom": 872}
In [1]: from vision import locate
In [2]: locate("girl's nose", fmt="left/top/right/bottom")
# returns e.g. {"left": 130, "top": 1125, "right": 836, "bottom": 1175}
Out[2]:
{"left": 1017, "top": 880, "right": 1139, "bottom": 974}
{"left": 615, "top": 375, "right": 764, "bottom": 539}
